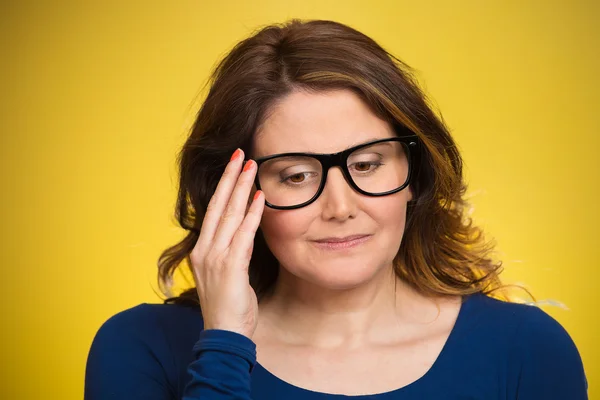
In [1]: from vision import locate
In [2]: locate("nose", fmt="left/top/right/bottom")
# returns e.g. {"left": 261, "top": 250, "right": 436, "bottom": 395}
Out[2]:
{"left": 318, "top": 167, "right": 359, "bottom": 221}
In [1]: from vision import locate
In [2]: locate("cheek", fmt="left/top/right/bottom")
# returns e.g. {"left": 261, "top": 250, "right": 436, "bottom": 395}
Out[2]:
{"left": 370, "top": 194, "right": 410, "bottom": 246}
{"left": 260, "top": 208, "right": 313, "bottom": 250}
{"left": 382, "top": 196, "right": 408, "bottom": 225}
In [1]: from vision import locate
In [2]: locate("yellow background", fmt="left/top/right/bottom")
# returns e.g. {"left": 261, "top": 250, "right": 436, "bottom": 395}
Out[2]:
{"left": 1, "top": 1, "right": 598, "bottom": 398}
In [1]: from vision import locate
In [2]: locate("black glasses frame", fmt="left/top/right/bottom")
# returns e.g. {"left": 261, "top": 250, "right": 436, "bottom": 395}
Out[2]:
{"left": 253, "top": 135, "right": 419, "bottom": 210}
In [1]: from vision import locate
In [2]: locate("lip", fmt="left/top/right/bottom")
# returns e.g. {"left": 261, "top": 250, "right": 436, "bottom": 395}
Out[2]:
{"left": 312, "top": 234, "right": 372, "bottom": 250}
{"left": 315, "top": 235, "right": 369, "bottom": 243}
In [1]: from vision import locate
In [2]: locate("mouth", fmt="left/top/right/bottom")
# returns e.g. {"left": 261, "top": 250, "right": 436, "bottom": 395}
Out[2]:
{"left": 312, "top": 234, "right": 372, "bottom": 250}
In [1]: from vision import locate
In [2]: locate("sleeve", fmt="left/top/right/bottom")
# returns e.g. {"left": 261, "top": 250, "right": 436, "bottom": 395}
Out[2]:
{"left": 84, "top": 305, "right": 177, "bottom": 399}
{"left": 513, "top": 306, "right": 588, "bottom": 399}
{"left": 182, "top": 329, "right": 256, "bottom": 400}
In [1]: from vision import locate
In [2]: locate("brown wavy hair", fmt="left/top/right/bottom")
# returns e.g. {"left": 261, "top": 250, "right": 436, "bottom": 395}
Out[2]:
{"left": 159, "top": 19, "right": 523, "bottom": 307}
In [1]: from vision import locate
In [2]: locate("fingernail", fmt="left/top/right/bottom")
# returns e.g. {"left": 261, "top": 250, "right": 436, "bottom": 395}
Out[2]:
{"left": 230, "top": 148, "right": 242, "bottom": 162}
{"left": 243, "top": 160, "right": 254, "bottom": 172}
{"left": 253, "top": 190, "right": 262, "bottom": 201}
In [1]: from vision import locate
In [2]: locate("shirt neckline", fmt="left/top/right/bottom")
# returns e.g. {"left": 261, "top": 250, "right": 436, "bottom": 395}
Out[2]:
{"left": 252, "top": 292, "right": 482, "bottom": 398}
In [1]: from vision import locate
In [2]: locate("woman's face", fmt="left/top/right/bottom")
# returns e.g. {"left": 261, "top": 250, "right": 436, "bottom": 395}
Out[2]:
{"left": 252, "top": 89, "right": 413, "bottom": 290}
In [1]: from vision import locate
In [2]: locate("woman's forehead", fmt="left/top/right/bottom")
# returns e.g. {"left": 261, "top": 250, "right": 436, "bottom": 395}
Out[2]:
{"left": 252, "top": 89, "right": 395, "bottom": 157}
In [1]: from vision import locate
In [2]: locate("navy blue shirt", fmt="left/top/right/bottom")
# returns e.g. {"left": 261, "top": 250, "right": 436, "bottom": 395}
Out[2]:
{"left": 84, "top": 293, "right": 588, "bottom": 399}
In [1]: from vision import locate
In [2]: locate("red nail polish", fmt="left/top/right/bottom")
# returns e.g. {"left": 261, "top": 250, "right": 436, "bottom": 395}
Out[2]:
{"left": 253, "top": 190, "right": 261, "bottom": 201}
{"left": 243, "top": 160, "right": 254, "bottom": 172}
{"left": 230, "top": 149, "right": 241, "bottom": 162}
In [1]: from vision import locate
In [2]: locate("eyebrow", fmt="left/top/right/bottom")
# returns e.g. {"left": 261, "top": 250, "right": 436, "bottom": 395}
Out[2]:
{"left": 257, "top": 137, "right": 390, "bottom": 158}
{"left": 344, "top": 137, "right": 387, "bottom": 151}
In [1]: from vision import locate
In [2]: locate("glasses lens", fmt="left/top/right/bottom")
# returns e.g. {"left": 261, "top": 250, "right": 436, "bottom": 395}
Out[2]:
{"left": 257, "top": 140, "right": 410, "bottom": 208}
{"left": 348, "top": 140, "right": 409, "bottom": 194}
{"left": 257, "top": 156, "right": 323, "bottom": 207}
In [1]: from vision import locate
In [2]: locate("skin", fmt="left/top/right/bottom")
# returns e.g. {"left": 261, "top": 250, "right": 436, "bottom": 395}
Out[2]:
{"left": 192, "top": 88, "right": 462, "bottom": 395}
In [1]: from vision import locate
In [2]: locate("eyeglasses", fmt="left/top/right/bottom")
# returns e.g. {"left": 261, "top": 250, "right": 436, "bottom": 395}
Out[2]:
{"left": 253, "top": 136, "right": 419, "bottom": 209}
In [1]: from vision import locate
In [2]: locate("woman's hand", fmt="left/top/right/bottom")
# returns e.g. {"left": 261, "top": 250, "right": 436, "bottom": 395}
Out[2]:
{"left": 190, "top": 148, "right": 265, "bottom": 339}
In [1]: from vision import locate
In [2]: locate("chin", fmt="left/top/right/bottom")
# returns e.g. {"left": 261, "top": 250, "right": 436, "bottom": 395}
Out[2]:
{"left": 296, "top": 259, "right": 387, "bottom": 291}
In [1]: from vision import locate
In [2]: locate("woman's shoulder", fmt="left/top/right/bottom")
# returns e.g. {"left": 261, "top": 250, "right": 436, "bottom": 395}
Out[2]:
{"left": 92, "top": 301, "right": 204, "bottom": 345}
{"left": 465, "top": 293, "right": 575, "bottom": 341}
{"left": 461, "top": 293, "right": 578, "bottom": 350}
{"left": 464, "top": 293, "right": 586, "bottom": 387}
{"left": 88, "top": 301, "right": 204, "bottom": 367}
{"left": 86, "top": 301, "right": 205, "bottom": 397}
{"left": 448, "top": 293, "right": 588, "bottom": 397}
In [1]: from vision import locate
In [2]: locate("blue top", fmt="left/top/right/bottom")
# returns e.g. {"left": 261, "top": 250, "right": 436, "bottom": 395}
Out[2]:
{"left": 84, "top": 293, "right": 588, "bottom": 399}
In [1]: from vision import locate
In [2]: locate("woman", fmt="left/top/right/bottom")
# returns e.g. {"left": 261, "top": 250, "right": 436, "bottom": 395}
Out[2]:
{"left": 85, "top": 19, "right": 588, "bottom": 399}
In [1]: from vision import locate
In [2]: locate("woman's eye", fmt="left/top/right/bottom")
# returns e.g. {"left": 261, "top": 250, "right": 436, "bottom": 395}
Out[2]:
{"left": 280, "top": 171, "right": 316, "bottom": 184}
{"left": 288, "top": 173, "right": 306, "bottom": 183}
{"left": 354, "top": 162, "right": 371, "bottom": 171}
{"left": 350, "top": 161, "right": 381, "bottom": 172}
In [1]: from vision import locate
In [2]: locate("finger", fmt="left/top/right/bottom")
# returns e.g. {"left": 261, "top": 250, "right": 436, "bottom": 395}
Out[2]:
{"left": 211, "top": 159, "right": 258, "bottom": 252}
{"left": 228, "top": 190, "right": 265, "bottom": 268}
{"left": 194, "top": 149, "right": 245, "bottom": 254}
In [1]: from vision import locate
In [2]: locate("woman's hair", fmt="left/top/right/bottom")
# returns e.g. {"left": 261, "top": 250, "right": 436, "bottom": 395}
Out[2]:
{"left": 159, "top": 19, "right": 522, "bottom": 306}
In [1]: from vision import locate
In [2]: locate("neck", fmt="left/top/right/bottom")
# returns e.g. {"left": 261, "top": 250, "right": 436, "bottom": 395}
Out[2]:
{"left": 258, "top": 265, "right": 444, "bottom": 349}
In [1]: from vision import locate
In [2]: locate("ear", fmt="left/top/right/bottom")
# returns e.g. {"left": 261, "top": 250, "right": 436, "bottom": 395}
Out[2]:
{"left": 407, "top": 184, "right": 414, "bottom": 202}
